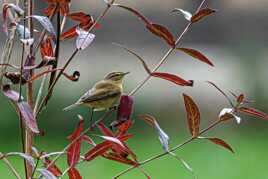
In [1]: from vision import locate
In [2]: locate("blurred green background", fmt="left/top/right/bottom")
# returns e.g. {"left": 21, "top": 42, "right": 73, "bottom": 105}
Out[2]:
{"left": 1, "top": 0, "right": 268, "bottom": 178}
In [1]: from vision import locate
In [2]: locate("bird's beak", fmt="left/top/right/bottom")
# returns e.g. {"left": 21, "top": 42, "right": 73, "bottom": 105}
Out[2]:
{"left": 123, "top": 72, "right": 130, "bottom": 76}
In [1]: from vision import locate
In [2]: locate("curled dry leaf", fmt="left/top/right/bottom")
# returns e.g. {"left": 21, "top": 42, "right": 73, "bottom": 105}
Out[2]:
{"left": 183, "top": 94, "right": 200, "bottom": 137}
{"left": 63, "top": 71, "right": 80, "bottom": 82}
{"left": 191, "top": 8, "right": 216, "bottom": 23}
{"left": 37, "top": 168, "right": 57, "bottom": 179}
{"left": 177, "top": 48, "right": 214, "bottom": 66}
{"left": 201, "top": 137, "right": 234, "bottom": 153}
{"left": 17, "top": 101, "right": 40, "bottom": 134}
{"left": 40, "top": 36, "right": 54, "bottom": 60}
{"left": 139, "top": 114, "right": 170, "bottom": 152}
{"left": 2, "top": 3, "right": 24, "bottom": 35}
{"left": 4, "top": 72, "right": 27, "bottom": 85}
{"left": 68, "top": 167, "right": 82, "bottom": 179}
{"left": 238, "top": 107, "right": 268, "bottom": 121}
{"left": 75, "top": 27, "right": 95, "bottom": 50}
{"left": 236, "top": 94, "right": 245, "bottom": 104}
{"left": 151, "top": 72, "right": 193, "bottom": 86}
{"left": 28, "top": 15, "right": 56, "bottom": 36}
{"left": 2, "top": 84, "right": 21, "bottom": 101}
{"left": 171, "top": 8, "right": 192, "bottom": 21}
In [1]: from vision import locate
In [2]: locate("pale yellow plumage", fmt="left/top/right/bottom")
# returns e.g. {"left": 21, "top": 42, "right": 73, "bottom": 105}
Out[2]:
{"left": 63, "top": 71, "right": 129, "bottom": 111}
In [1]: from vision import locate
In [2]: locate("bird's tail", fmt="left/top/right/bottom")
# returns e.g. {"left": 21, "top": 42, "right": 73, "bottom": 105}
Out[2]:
{"left": 63, "top": 103, "right": 80, "bottom": 111}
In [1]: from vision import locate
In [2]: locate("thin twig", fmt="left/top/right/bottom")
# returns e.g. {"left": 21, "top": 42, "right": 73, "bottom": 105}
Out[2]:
{"left": 129, "top": 0, "right": 207, "bottom": 96}
{"left": 0, "top": 153, "right": 22, "bottom": 179}
{"left": 112, "top": 119, "right": 222, "bottom": 178}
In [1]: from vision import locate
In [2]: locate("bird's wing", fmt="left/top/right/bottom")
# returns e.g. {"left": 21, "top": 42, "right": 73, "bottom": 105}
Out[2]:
{"left": 79, "top": 86, "right": 121, "bottom": 103}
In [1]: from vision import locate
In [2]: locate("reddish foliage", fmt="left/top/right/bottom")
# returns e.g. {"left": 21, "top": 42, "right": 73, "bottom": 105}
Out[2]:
{"left": 206, "top": 137, "right": 234, "bottom": 153}
{"left": 68, "top": 167, "right": 82, "bottom": 179}
{"left": 239, "top": 107, "right": 268, "bottom": 120}
{"left": 183, "top": 94, "right": 200, "bottom": 137}
{"left": 43, "top": 0, "right": 71, "bottom": 16}
{"left": 151, "top": 72, "right": 193, "bottom": 86}
{"left": 191, "top": 8, "right": 216, "bottom": 23}
{"left": 67, "top": 117, "right": 84, "bottom": 167}
{"left": 44, "top": 158, "right": 62, "bottom": 177}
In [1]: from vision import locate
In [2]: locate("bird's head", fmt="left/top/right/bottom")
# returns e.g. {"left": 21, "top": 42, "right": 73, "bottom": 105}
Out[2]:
{"left": 104, "top": 71, "right": 130, "bottom": 83}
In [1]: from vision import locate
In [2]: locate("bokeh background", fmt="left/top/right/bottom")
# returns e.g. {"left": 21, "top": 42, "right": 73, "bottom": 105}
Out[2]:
{"left": 1, "top": 0, "right": 268, "bottom": 178}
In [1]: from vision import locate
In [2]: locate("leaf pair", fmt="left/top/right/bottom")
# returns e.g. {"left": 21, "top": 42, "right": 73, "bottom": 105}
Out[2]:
{"left": 173, "top": 8, "right": 216, "bottom": 23}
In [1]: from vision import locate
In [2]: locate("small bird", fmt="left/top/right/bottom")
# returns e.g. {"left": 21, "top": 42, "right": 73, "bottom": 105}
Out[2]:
{"left": 63, "top": 71, "right": 130, "bottom": 111}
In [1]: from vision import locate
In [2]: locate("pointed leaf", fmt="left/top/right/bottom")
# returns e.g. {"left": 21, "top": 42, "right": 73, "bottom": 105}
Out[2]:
{"left": 177, "top": 48, "right": 214, "bottom": 66}
{"left": 191, "top": 8, "right": 216, "bottom": 23}
{"left": 172, "top": 8, "right": 192, "bottom": 21}
{"left": 239, "top": 107, "right": 268, "bottom": 120}
{"left": 84, "top": 141, "right": 113, "bottom": 161}
{"left": 61, "top": 26, "right": 77, "bottom": 40}
{"left": 68, "top": 167, "right": 82, "bottom": 179}
{"left": 75, "top": 27, "right": 95, "bottom": 50}
{"left": 204, "top": 137, "right": 234, "bottom": 153}
{"left": 97, "top": 122, "right": 114, "bottom": 136}
{"left": 18, "top": 101, "right": 39, "bottom": 134}
{"left": 99, "top": 135, "right": 126, "bottom": 149}
{"left": 112, "top": 43, "right": 151, "bottom": 74}
{"left": 43, "top": 158, "right": 62, "bottom": 177}
{"left": 146, "top": 23, "right": 175, "bottom": 46}
{"left": 40, "top": 36, "right": 54, "bottom": 60}
{"left": 102, "top": 152, "right": 138, "bottom": 166}
{"left": 151, "top": 72, "right": 193, "bottom": 86}
{"left": 114, "top": 4, "right": 150, "bottom": 25}
{"left": 236, "top": 94, "right": 245, "bottom": 104}
{"left": 183, "top": 94, "right": 200, "bottom": 137}
{"left": 67, "top": 115, "right": 84, "bottom": 167}
{"left": 67, "top": 11, "right": 92, "bottom": 23}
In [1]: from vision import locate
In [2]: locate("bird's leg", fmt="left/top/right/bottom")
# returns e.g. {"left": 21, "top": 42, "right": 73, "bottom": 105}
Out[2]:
{"left": 89, "top": 108, "right": 94, "bottom": 128}
{"left": 109, "top": 105, "right": 118, "bottom": 111}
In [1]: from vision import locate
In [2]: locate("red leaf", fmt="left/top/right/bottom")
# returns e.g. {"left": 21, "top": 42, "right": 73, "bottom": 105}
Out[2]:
{"left": 84, "top": 141, "right": 113, "bottom": 161}
{"left": 239, "top": 107, "right": 268, "bottom": 120}
{"left": 43, "top": 158, "right": 62, "bottom": 177}
{"left": 97, "top": 122, "right": 114, "bottom": 136}
{"left": 84, "top": 134, "right": 132, "bottom": 161}
{"left": 206, "top": 137, "right": 234, "bottom": 153}
{"left": 146, "top": 23, "right": 175, "bottom": 46}
{"left": 151, "top": 72, "right": 193, "bottom": 86}
{"left": 236, "top": 94, "right": 245, "bottom": 104}
{"left": 61, "top": 26, "right": 78, "bottom": 40}
{"left": 191, "top": 8, "right": 216, "bottom": 23}
{"left": 183, "top": 94, "right": 200, "bottom": 137}
{"left": 177, "top": 48, "right": 214, "bottom": 66}
{"left": 67, "top": 116, "right": 84, "bottom": 167}
{"left": 17, "top": 102, "right": 40, "bottom": 134}
{"left": 68, "top": 167, "right": 82, "bottom": 179}
{"left": 116, "top": 119, "right": 133, "bottom": 136}
{"left": 115, "top": 4, "right": 150, "bottom": 25}
{"left": 115, "top": 4, "right": 174, "bottom": 46}
{"left": 117, "top": 95, "right": 134, "bottom": 122}
{"left": 102, "top": 152, "right": 138, "bottom": 166}
{"left": 67, "top": 11, "right": 92, "bottom": 23}
{"left": 40, "top": 36, "right": 54, "bottom": 60}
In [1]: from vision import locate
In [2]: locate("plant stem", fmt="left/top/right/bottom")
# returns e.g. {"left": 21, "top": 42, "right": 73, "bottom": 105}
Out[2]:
{"left": 0, "top": 153, "right": 22, "bottom": 179}
{"left": 113, "top": 119, "right": 221, "bottom": 179}
{"left": 129, "top": 0, "right": 207, "bottom": 96}
{"left": 25, "top": 0, "right": 34, "bottom": 177}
